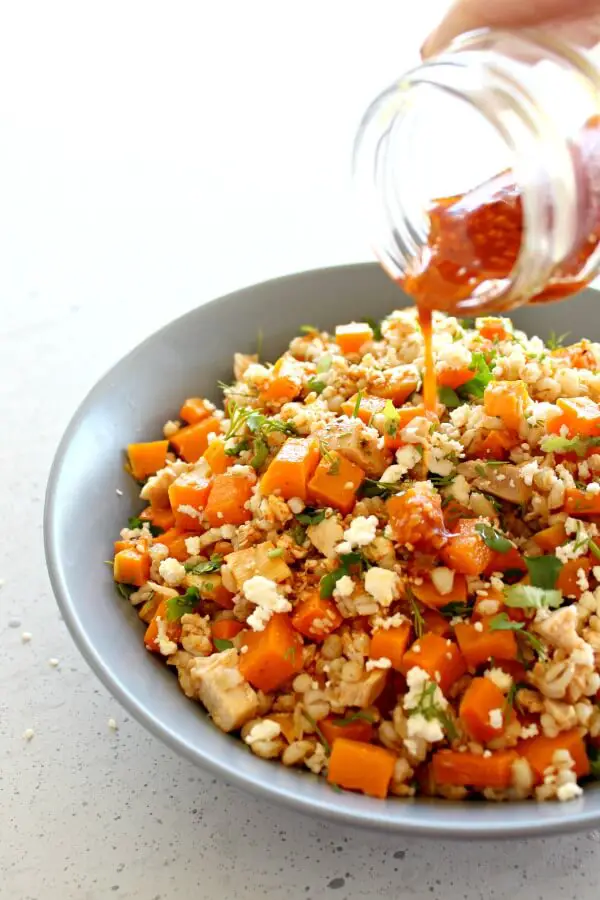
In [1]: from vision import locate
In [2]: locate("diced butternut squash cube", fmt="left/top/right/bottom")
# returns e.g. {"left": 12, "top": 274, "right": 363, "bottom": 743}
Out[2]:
{"left": 204, "top": 473, "right": 254, "bottom": 527}
{"left": 203, "top": 438, "right": 233, "bottom": 475}
{"left": 260, "top": 437, "right": 320, "bottom": 502}
{"left": 483, "top": 380, "right": 529, "bottom": 431}
{"left": 170, "top": 417, "right": 221, "bottom": 462}
{"left": 335, "top": 322, "right": 373, "bottom": 355}
{"left": 114, "top": 547, "right": 150, "bottom": 586}
{"left": 291, "top": 591, "right": 342, "bottom": 641}
{"left": 127, "top": 440, "right": 169, "bottom": 481}
{"left": 239, "top": 614, "right": 303, "bottom": 692}
{"left": 179, "top": 397, "right": 215, "bottom": 424}
{"left": 307, "top": 453, "right": 364, "bottom": 515}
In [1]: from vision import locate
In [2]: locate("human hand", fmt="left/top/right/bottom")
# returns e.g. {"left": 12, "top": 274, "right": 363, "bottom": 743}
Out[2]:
{"left": 422, "top": 0, "right": 600, "bottom": 58}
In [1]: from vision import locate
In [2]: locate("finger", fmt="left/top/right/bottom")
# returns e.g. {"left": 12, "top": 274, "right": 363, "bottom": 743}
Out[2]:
{"left": 422, "top": 0, "right": 600, "bottom": 57}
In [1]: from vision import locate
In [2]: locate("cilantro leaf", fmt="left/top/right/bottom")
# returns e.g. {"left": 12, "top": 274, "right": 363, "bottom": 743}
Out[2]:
{"left": 213, "top": 638, "right": 234, "bottom": 652}
{"left": 300, "top": 324, "right": 319, "bottom": 334}
{"left": 291, "top": 523, "right": 307, "bottom": 546}
{"left": 184, "top": 554, "right": 224, "bottom": 574}
{"left": 525, "top": 555, "right": 563, "bottom": 590}
{"left": 503, "top": 584, "right": 562, "bottom": 610}
{"left": 547, "top": 330, "right": 570, "bottom": 351}
{"left": 166, "top": 586, "right": 200, "bottom": 622}
{"left": 302, "top": 710, "right": 331, "bottom": 755}
{"left": 475, "top": 522, "right": 513, "bottom": 553}
{"left": 127, "top": 516, "right": 144, "bottom": 530}
{"left": 439, "top": 601, "right": 473, "bottom": 619}
{"left": 332, "top": 711, "right": 375, "bottom": 726}
{"left": 363, "top": 316, "right": 383, "bottom": 341}
{"left": 457, "top": 352, "right": 492, "bottom": 399}
{"left": 295, "top": 507, "right": 327, "bottom": 526}
{"left": 306, "top": 377, "right": 327, "bottom": 395}
{"left": 540, "top": 434, "right": 600, "bottom": 457}
{"left": 407, "top": 588, "right": 425, "bottom": 638}
{"left": 115, "top": 583, "right": 135, "bottom": 600}
{"left": 268, "top": 547, "right": 284, "bottom": 558}
{"left": 359, "top": 479, "right": 403, "bottom": 499}
{"left": 438, "top": 386, "right": 462, "bottom": 409}
{"left": 320, "top": 552, "right": 366, "bottom": 599}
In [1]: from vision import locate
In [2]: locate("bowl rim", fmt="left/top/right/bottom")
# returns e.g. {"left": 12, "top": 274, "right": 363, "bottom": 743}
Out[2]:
{"left": 44, "top": 262, "right": 600, "bottom": 839}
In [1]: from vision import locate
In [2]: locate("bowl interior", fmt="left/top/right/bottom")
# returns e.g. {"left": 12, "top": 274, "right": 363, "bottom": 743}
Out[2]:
{"left": 45, "top": 262, "right": 600, "bottom": 838}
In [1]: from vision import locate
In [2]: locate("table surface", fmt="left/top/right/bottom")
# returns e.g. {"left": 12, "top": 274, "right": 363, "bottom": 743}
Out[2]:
{"left": 3, "top": 2, "right": 600, "bottom": 898}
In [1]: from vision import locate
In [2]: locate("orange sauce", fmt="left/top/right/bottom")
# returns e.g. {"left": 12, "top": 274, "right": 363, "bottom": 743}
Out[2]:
{"left": 418, "top": 306, "right": 437, "bottom": 415}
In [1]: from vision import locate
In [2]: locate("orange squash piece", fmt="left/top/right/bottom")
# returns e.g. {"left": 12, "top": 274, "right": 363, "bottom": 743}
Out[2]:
{"left": 143, "top": 599, "right": 182, "bottom": 652}
{"left": 239, "top": 613, "right": 303, "bottom": 693}
{"left": 557, "top": 556, "right": 592, "bottom": 599}
{"left": 327, "top": 738, "right": 396, "bottom": 798}
{"left": 381, "top": 404, "right": 427, "bottom": 450}
{"left": 551, "top": 339, "right": 597, "bottom": 370}
{"left": 469, "top": 429, "right": 518, "bottom": 460}
{"left": 518, "top": 729, "right": 589, "bottom": 783}
{"left": 370, "top": 369, "right": 419, "bottom": 405}
{"left": 260, "top": 374, "right": 301, "bottom": 404}
{"left": 548, "top": 397, "right": 600, "bottom": 438}
{"left": 369, "top": 622, "right": 412, "bottom": 670}
{"left": 159, "top": 528, "right": 198, "bottom": 562}
{"left": 459, "top": 677, "right": 513, "bottom": 743}
{"left": 422, "top": 607, "right": 452, "bottom": 637}
{"left": 211, "top": 619, "right": 244, "bottom": 642}
{"left": 483, "top": 379, "right": 529, "bottom": 431}
{"left": 114, "top": 547, "right": 150, "bottom": 586}
{"left": 341, "top": 394, "right": 386, "bottom": 425}
{"left": 412, "top": 573, "right": 467, "bottom": 610}
{"left": 437, "top": 366, "right": 473, "bottom": 390}
{"left": 203, "top": 438, "right": 233, "bottom": 475}
{"left": 127, "top": 440, "right": 169, "bottom": 481}
{"left": 261, "top": 438, "right": 320, "bottom": 502}
{"left": 320, "top": 717, "right": 374, "bottom": 746}
{"left": 204, "top": 473, "right": 254, "bottom": 527}
{"left": 139, "top": 506, "right": 175, "bottom": 532}
{"left": 441, "top": 518, "right": 494, "bottom": 576}
{"left": 564, "top": 487, "right": 600, "bottom": 516}
{"left": 432, "top": 749, "right": 518, "bottom": 788}
{"left": 484, "top": 546, "right": 527, "bottom": 577}
{"left": 335, "top": 322, "right": 374, "bottom": 355}
{"left": 477, "top": 317, "right": 509, "bottom": 342}
{"left": 454, "top": 617, "right": 518, "bottom": 668}
{"left": 400, "top": 633, "right": 466, "bottom": 694}
{"left": 307, "top": 453, "right": 364, "bottom": 515}
{"left": 168, "top": 473, "right": 212, "bottom": 532}
{"left": 533, "top": 523, "right": 567, "bottom": 552}
{"left": 179, "top": 397, "right": 214, "bottom": 424}
{"left": 291, "top": 591, "right": 342, "bottom": 641}
{"left": 170, "top": 417, "right": 221, "bottom": 462}
{"left": 386, "top": 483, "right": 446, "bottom": 550}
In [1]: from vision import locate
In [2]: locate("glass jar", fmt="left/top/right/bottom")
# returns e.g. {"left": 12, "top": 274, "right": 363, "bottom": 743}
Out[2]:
{"left": 353, "top": 29, "right": 600, "bottom": 315}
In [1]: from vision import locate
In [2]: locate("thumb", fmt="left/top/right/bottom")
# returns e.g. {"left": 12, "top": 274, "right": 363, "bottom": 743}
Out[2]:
{"left": 422, "top": 0, "right": 600, "bottom": 58}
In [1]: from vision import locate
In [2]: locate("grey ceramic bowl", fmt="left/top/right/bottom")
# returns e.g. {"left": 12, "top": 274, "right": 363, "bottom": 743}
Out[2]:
{"left": 45, "top": 262, "right": 600, "bottom": 839}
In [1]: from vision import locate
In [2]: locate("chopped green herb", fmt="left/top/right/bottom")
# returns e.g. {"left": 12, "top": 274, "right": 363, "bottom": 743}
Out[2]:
{"left": 540, "top": 434, "right": 600, "bottom": 457}
{"left": 306, "top": 377, "right": 327, "bottom": 395}
{"left": 407, "top": 680, "right": 458, "bottom": 741}
{"left": 316, "top": 353, "right": 333, "bottom": 374}
{"left": 295, "top": 507, "right": 327, "bottom": 526}
{"left": 268, "top": 547, "right": 284, "bottom": 559}
{"left": 184, "top": 554, "right": 224, "bottom": 574}
{"left": 213, "top": 638, "right": 234, "bottom": 652}
{"left": 127, "top": 515, "right": 144, "bottom": 530}
{"left": 588, "top": 746, "right": 600, "bottom": 780}
{"left": 320, "top": 552, "right": 366, "bottom": 599}
{"left": 149, "top": 524, "right": 164, "bottom": 537}
{"left": 408, "top": 588, "right": 425, "bottom": 638}
{"left": 547, "top": 330, "right": 570, "bottom": 351}
{"left": 352, "top": 391, "right": 363, "bottom": 418}
{"left": 458, "top": 318, "right": 475, "bottom": 330}
{"left": 363, "top": 316, "right": 383, "bottom": 341}
{"left": 250, "top": 437, "right": 269, "bottom": 470}
{"left": 439, "top": 601, "right": 473, "bottom": 619}
{"left": 292, "top": 523, "right": 307, "bottom": 546}
{"left": 300, "top": 324, "right": 319, "bottom": 335}
{"left": 457, "top": 352, "right": 492, "bottom": 399}
{"left": 116, "top": 583, "right": 135, "bottom": 600}
{"left": 331, "top": 711, "right": 375, "bottom": 727}
{"left": 359, "top": 478, "right": 404, "bottom": 499}
{"left": 382, "top": 399, "right": 400, "bottom": 435}
{"left": 438, "top": 386, "right": 462, "bottom": 409}
{"left": 166, "top": 586, "right": 200, "bottom": 622}
{"left": 475, "top": 522, "right": 513, "bottom": 553}
{"left": 503, "top": 584, "right": 562, "bottom": 610}
{"left": 428, "top": 472, "right": 456, "bottom": 490}
{"left": 589, "top": 540, "right": 600, "bottom": 562}
{"left": 319, "top": 439, "right": 340, "bottom": 475}
{"left": 524, "top": 555, "right": 563, "bottom": 590}
{"left": 503, "top": 681, "right": 528, "bottom": 724}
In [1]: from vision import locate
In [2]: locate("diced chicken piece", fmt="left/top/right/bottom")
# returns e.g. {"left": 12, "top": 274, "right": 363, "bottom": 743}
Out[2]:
{"left": 139, "top": 460, "right": 190, "bottom": 508}
{"left": 307, "top": 515, "right": 344, "bottom": 558}
{"left": 333, "top": 669, "right": 389, "bottom": 709}
{"left": 324, "top": 418, "right": 390, "bottom": 477}
{"left": 179, "top": 649, "right": 259, "bottom": 732}
{"left": 457, "top": 462, "right": 532, "bottom": 505}
{"left": 225, "top": 541, "right": 291, "bottom": 590}
{"left": 233, "top": 352, "right": 258, "bottom": 381}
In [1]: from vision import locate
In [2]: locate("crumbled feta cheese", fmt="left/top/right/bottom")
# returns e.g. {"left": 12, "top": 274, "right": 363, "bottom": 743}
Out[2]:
{"left": 220, "top": 524, "right": 236, "bottom": 540}
{"left": 340, "top": 515, "right": 378, "bottom": 550}
{"left": 243, "top": 575, "right": 292, "bottom": 631}
{"left": 520, "top": 459, "right": 539, "bottom": 486}
{"left": 287, "top": 497, "right": 305, "bottom": 515}
{"left": 520, "top": 723, "right": 539, "bottom": 740}
{"left": 431, "top": 567, "right": 455, "bottom": 596}
{"left": 449, "top": 474, "right": 470, "bottom": 507}
{"left": 474, "top": 621, "right": 484, "bottom": 633}
{"left": 21, "top": 632, "right": 32, "bottom": 643}
{"left": 488, "top": 708, "right": 503, "bottom": 730}
{"left": 155, "top": 617, "right": 178, "bottom": 656}
{"left": 185, "top": 536, "right": 202, "bottom": 556}
{"left": 163, "top": 419, "right": 181, "bottom": 438}
{"left": 108, "top": 718, "right": 118, "bottom": 731}
{"left": 333, "top": 575, "right": 354, "bottom": 599}
{"left": 406, "top": 714, "right": 444, "bottom": 743}
{"left": 393, "top": 444, "right": 422, "bottom": 475}
{"left": 365, "top": 657, "right": 392, "bottom": 671}
{"left": 22, "top": 728, "right": 35, "bottom": 741}
{"left": 159, "top": 557, "right": 187, "bottom": 587}
{"left": 364, "top": 567, "right": 399, "bottom": 608}
{"left": 484, "top": 667, "right": 512, "bottom": 692}
{"left": 587, "top": 482, "right": 600, "bottom": 495}
{"left": 557, "top": 782, "right": 583, "bottom": 802}
{"left": 48, "top": 658, "right": 60, "bottom": 668}
{"left": 244, "top": 719, "right": 282, "bottom": 745}
{"left": 371, "top": 613, "right": 407, "bottom": 631}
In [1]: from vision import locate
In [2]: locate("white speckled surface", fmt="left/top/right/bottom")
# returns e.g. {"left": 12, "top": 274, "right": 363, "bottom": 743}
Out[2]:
{"left": 3, "top": 2, "right": 600, "bottom": 897}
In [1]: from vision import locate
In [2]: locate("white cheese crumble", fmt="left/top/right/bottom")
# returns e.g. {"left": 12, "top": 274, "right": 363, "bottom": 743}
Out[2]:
{"left": 244, "top": 719, "right": 282, "bottom": 745}
{"left": 520, "top": 723, "right": 539, "bottom": 740}
{"left": 333, "top": 574, "right": 354, "bottom": 599}
{"left": 364, "top": 567, "right": 399, "bottom": 608}
{"left": 557, "top": 782, "right": 583, "bottom": 802}
{"left": 406, "top": 714, "right": 444, "bottom": 743}
{"left": 365, "top": 657, "right": 392, "bottom": 671}
{"left": 488, "top": 708, "right": 503, "bottom": 730}
{"left": 243, "top": 576, "right": 292, "bottom": 631}
{"left": 22, "top": 728, "right": 35, "bottom": 741}
{"left": 184, "top": 536, "right": 202, "bottom": 556}
{"left": 108, "top": 718, "right": 119, "bottom": 731}
{"left": 520, "top": 459, "right": 539, "bottom": 487}
{"left": 21, "top": 632, "right": 32, "bottom": 644}
{"left": 393, "top": 444, "right": 422, "bottom": 475}
{"left": 339, "top": 515, "right": 378, "bottom": 550}
{"left": 155, "top": 617, "right": 178, "bottom": 656}
{"left": 48, "top": 658, "right": 60, "bottom": 668}
{"left": 484, "top": 667, "right": 512, "bottom": 692}
{"left": 159, "top": 557, "right": 187, "bottom": 587}
{"left": 287, "top": 497, "right": 305, "bottom": 515}
{"left": 431, "top": 567, "right": 455, "bottom": 596}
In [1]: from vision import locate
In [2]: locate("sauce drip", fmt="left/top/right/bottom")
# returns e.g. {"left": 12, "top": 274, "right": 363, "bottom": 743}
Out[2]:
{"left": 418, "top": 306, "right": 437, "bottom": 415}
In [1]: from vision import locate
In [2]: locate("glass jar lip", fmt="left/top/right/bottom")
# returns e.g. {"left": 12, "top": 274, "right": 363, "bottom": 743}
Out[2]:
{"left": 353, "top": 28, "right": 600, "bottom": 314}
